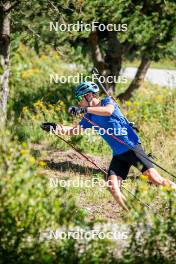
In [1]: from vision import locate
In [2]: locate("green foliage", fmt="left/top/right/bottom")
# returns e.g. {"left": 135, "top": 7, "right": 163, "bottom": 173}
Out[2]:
{"left": 2, "top": 47, "right": 176, "bottom": 264}
{"left": 0, "top": 130, "right": 70, "bottom": 261}
{"left": 10, "top": 0, "right": 176, "bottom": 68}
{"left": 9, "top": 43, "right": 76, "bottom": 117}
{"left": 123, "top": 85, "right": 176, "bottom": 131}
{"left": 76, "top": 0, "right": 176, "bottom": 60}
{"left": 122, "top": 185, "right": 176, "bottom": 263}
{"left": 0, "top": 129, "right": 117, "bottom": 263}
{"left": 1, "top": 2, "right": 176, "bottom": 261}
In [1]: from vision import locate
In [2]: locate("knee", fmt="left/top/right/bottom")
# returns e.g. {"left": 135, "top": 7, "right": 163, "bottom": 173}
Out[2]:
{"left": 107, "top": 180, "right": 119, "bottom": 194}
{"left": 108, "top": 182, "right": 115, "bottom": 193}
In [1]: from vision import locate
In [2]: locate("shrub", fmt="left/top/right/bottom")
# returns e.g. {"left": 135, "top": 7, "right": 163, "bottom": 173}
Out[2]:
{"left": 0, "top": 129, "right": 117, "bottom": 263}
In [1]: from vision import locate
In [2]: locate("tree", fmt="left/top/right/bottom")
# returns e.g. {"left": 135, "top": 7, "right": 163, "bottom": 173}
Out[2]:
{"left": 43, "top": 0, "right": 176, "bottom": 98}
{"left": 0, "top": 1, "right": 12, "bottom": 124}
{"left": 116, "top": 0, "right": 176, "bottom": 100}
{"left": 1, "top": 0, "right": 176, "bottom": 124}
{"left": 0, "top": 0, "right": 64, "bottom": 124}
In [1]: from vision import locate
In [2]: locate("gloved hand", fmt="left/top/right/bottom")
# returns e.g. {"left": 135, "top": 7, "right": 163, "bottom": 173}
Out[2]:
{"left": 68, "top": 106, "right": 87, "bottom": 116}
{"left": 40, "top": 122, "right": 57, "bottom": 132}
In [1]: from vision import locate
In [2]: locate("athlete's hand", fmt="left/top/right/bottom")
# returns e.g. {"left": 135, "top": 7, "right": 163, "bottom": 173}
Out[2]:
{"left": 68, "top": 106, "right": 87, "bottom": 116}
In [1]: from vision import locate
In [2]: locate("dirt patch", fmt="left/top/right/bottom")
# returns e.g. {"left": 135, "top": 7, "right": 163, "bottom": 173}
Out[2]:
{"left": 33, "top": 144, "right": 123, "bottom": 222}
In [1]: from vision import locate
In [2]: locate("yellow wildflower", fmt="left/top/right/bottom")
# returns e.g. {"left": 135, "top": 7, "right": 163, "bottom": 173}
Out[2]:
{"left": 161, "top": 185, "right": 173, "bottom": 192}
{"left": 133, "top": 101, "right": 139, "bottom": 107}
{"left": 60, "top": 101, "right": 64, "bottom": 106}
{"left": 20, "top": 149, "right": 29, "bottom": 155}
{"left": 140, "top": 184, "right": 148, "bottom": 192}
{"left": 40, "top": 54, "right": 47, "bottom": 60}
{"left": 34, "top": 100, "right": 43, "bottom": 108}
{"left": 29, "top": 156, "right": 35, "bottom": 164}
{"left": 139, "top": 175, "right": 148, "bottom": 181}
{"left": 21, "top": 68, "right": 39, "bottom": 79}
{"left": 38, "top": 161, "right": 47, "bottom": 167}
{"left": 22, "top": 106, "right": 28, "bottom": 113}
{"left": 156, "top": 95, "right": 162, "bottom": 102}
{"left": 126, "top": 101, "right": 132, "bottom": 106}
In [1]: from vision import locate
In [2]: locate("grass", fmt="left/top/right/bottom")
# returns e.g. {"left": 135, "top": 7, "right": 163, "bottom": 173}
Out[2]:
{"left": 9, "top": 43, "right": 176, "bottom": 225}
{"left": 31, "top": 82, "right": 175, "bottom": 224}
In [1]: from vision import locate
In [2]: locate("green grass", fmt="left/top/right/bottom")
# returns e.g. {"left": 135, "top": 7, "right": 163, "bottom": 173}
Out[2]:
{"left": 9, "top": 43, "right": 176, "bottom": 224}
{"left": 1, "top": 37, "right": 176, "bottom": 264}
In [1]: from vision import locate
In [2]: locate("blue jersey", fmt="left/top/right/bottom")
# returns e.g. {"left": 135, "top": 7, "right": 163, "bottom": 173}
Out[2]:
{"left": 79, "top": 96, "right": 141, "bottom": 156}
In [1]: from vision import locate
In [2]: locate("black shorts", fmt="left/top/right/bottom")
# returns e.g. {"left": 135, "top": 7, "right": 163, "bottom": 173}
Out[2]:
{"left": 107, "top": 144, "right": 154, "bottom": 180}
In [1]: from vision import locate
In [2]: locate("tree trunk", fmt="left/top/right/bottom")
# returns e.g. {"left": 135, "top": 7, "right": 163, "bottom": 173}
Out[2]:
{"left": 88, "top": 31, "right": 106, "bottom": 73}
{"left": 88, "top": 30, "right": 122, "bottom": 94}
{"left": 118, "top": 55, "right": 151, "bottom": 101}
{"left": 105, "top": 31, "right": 122, "bottom": 93}
{"left": 0, "top": 1, "right": 11, "bottom": 125}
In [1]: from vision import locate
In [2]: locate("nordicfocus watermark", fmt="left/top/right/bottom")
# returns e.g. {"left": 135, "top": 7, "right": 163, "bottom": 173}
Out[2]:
{"left": 50, "top": 73, "right": 127, "bottom": 84}
{"left": 49, "top": 125, "right": 128, "bottom": 137}
{"left": 41, "top": 227, "right": 128, "bottom": 241}
{"left": 49, "top": 177, "right": 127, "bottom": 189}
{"left": 50, "top": 21, "right": 127, "bottom": 32}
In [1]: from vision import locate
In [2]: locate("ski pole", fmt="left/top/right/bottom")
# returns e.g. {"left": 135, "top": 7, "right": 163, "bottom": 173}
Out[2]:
{"left": 92, "top": 67, "right": 117, "bottom": 102}
{"left": 52, "top": 131, "right": 152, "bottom": 210}
{"left": 91, "top": 68, "right": 175, "bottom": 179}
{"left": 41, "top": 123, "right": 155, "bottom": 211}
{"left": 80, "top": 114, "right": 176, "bottom": 180}
{"left": 53, "top": 131, "right": 107, "bottom": 174}
{"left": 92, "top": 67, "right": 139, "bottom": 132}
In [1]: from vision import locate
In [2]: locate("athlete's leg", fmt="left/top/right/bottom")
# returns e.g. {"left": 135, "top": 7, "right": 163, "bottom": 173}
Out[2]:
{"left": 107, "top": 175, "right": 129, "bottom": 211}
{"left": 107, "top": 154, "right": 131, "bottom": 211}
{"left": 130, "top": 144, "right": 176, "bottom": 191}
{"left": 143, "top": 168, "right": 176, "bottom": 191}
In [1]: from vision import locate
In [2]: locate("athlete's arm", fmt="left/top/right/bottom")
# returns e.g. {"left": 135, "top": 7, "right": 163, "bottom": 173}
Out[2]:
{"left": 87, "top": 104, "right": 114, "bottom": 116}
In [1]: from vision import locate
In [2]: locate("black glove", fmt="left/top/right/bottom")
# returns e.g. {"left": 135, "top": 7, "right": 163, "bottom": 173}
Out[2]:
{"left": 68, "top": 106, "right": 87, "bottom": 116}
{"left": 40, "top": 122, "right": 57, "bottom": 132}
